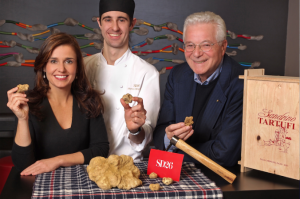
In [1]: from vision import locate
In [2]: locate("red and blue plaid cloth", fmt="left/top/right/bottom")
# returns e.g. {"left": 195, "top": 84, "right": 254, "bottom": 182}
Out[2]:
{"left": 32, "top": 162, "right": 223, "bottom": 199}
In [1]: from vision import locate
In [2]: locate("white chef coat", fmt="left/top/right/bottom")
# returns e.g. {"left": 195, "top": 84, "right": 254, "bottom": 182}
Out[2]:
{"left": 84, "top": 49, "right": 160, "bottom": 161}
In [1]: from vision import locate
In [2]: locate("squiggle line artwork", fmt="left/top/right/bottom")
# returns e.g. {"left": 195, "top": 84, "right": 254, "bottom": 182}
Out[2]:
{"left": 0, "top": 17, "right": 263, "bottom": 72}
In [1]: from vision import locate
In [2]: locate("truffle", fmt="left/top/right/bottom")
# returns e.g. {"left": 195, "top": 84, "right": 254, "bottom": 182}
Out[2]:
{"left": 149, "top": 183, "right": 160, "bottom": 191}
{"left": 16, "top": 84, "right": 29, "bottom": 93}
{"left": 122, "top": 93, "right": 133, "bottom": 104}
{"left": 162, "top": 177, "right": 173, "bottom": 185}
{"left": 184, "top": 116, "right": 194, "bottom": 126}
{"left": 87, "top": 155, "right": 142, "bottom": 190}
{"left": 149, "top": 172, "right": 158, "bottom": 179}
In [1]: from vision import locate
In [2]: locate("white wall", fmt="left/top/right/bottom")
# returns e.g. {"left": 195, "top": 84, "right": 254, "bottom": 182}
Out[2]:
{"left": 285, "top": 0, "right": 299, "bottom": 76}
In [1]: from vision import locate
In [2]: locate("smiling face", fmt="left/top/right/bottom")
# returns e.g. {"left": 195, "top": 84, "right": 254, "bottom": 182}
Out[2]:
{"left": 44, "top": 45, "right": 77, "bottom": 92}
{"left": 98, "top": 11, "right": 136, "bottom": 52}
{"left": 184, "top": 23, "right": 227, "bottom": 82}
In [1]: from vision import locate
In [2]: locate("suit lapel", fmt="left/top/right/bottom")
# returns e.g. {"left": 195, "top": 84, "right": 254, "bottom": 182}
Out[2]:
{"left": 202, "top": 83, "right": 227, "bottom": 130}
{"left": 176, "top": 68, "right": 196, "bottom": 123}
{"left": 201, "top": 55, "right": 231, "bottom": 130}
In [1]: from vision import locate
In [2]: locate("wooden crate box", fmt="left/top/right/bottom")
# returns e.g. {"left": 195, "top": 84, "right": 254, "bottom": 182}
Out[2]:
{"left": 240, "top": 69, "right": 299, "bottom": 180}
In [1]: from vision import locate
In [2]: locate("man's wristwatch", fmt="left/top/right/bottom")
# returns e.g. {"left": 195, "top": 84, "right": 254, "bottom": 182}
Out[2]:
{"left": 129, "top": 127, "right": 142, "bottom": 136}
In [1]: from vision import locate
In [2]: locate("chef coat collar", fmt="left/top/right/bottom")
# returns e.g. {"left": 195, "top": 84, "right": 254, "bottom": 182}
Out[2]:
{"left": 100, "top": 48, "right": 131, "bottom": 66}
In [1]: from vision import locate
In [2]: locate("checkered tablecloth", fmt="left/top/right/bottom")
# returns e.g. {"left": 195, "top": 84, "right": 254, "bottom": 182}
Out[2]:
{"left": 32, "top": 162, "right": 223, "bottom": 199}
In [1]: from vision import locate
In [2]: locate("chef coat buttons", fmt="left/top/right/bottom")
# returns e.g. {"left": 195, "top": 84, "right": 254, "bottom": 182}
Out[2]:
{"left": 120, "top": 85, "right": 123, "bottom": 88}
{"left": 125, "top": 64, "right": 127, "bottom": 67}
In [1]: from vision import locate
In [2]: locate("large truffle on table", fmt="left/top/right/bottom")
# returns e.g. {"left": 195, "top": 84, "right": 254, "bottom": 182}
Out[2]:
{"left": 87, "top": 155, "right": 142, "bottom": 190}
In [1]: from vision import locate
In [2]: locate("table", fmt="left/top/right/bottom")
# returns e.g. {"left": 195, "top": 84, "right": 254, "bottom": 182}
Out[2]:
{"left": 1, "top": 163, "right": 299, "bottom": 199}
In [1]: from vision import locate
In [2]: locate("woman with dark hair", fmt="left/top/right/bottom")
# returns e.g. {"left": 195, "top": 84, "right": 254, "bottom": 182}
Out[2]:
{"left": 7, "top": 33, "right": 109, "bottom": 175}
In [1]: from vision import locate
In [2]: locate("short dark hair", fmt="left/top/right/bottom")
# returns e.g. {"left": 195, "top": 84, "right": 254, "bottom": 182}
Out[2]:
{"left": 99, "top": 0, "right": 135, "bottom": 26}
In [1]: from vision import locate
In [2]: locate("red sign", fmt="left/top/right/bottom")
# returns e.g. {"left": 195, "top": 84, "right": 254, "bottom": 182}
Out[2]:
{"left": 147, "top": 149, "right": 184, "bottom": 181}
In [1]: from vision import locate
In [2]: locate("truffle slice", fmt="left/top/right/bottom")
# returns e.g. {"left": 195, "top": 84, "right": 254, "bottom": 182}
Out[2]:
{"left": 122, "top": 93, "right": 133, "bottom": 104}
{"left": 17, "top": 84, "right": 29, "bottom": 93}
{"left": 162, "top": 177, "right": 173, "bottom": 185}
{"left": 149, "top": 183, "right": 160, "bottom": 191}
{"left": 149, "top": 172, "right": 157, "bottom": 179}
{"left": 184, "top": 116, "right": 194, "bottom": 126}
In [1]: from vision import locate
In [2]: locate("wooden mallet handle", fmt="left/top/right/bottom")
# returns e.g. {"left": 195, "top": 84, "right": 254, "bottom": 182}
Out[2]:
{"left": 174, "top": 138, "right": 236, "bottom": 183}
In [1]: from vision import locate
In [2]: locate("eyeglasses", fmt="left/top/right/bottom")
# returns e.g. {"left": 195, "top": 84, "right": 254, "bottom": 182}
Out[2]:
{"left": 183, "top": 41, "right": 223, "bottom": 52}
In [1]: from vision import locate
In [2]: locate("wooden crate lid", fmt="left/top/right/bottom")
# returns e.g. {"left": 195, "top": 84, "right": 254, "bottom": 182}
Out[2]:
{"left": 239, "top": 75, "right": 299, "bottom": 83}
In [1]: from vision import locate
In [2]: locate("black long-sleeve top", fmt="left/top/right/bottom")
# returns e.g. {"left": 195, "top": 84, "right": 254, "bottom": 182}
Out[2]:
{"left": 12, "top": 97, "right": 109, "bottom": 172}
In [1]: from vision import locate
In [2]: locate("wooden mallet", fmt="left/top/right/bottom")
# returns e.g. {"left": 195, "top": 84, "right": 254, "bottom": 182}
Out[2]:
{"left": 167, "top": 135, "right": 236, "bottom": 183}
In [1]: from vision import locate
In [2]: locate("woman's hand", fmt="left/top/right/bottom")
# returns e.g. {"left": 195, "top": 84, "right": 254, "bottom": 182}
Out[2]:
{"left": 7, "top": 87, "right": 29, "bottom": 121}
{"left": 20, "top": 152, "right": 84, "bottom": 175}
{"left": 20, "top": 157, "right": 61, "bottom": 176}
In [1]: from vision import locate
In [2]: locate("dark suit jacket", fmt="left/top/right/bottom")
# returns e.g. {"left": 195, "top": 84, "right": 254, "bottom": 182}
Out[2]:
{"left": 153, "top": 54, "right": 245, "bottom": 167}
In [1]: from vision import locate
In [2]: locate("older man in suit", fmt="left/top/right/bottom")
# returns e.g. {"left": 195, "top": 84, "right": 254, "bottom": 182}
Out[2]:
{"left": 153, "top": 11, "right": 246, "bottom": 167}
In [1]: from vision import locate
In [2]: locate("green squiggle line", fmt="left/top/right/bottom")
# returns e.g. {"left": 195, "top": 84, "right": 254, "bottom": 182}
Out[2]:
{"left": 0, "top": 31, "right": 14, "bottom": 35}
{"left": 80, "top": 44, "right": 93, "bottom": 49}
{"left": 0, "top": 54, "right": 13, "bottom": 60}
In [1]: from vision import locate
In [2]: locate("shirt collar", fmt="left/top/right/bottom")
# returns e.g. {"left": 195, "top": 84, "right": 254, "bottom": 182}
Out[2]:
{"left": 194, "top": 58, "right": 223, "bottom": 85}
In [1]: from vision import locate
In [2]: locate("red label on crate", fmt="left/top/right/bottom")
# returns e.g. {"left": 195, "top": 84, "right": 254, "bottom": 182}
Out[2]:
{"left": 147, "top": 149, "right": 184, "bottom": 181}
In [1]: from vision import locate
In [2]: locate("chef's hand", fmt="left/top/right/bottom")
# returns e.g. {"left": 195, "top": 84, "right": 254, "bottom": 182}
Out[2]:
{"left": 20, "top": 157, "right": 60, "bottom": 176}
{"left": 166, "top": 122, "right": 194, "bottom": 141}
{"left": 120, "top": 97, "right": 146, "bottom": 133}
{"left": 7, "top": 87, "right": 29, "bottom": 121}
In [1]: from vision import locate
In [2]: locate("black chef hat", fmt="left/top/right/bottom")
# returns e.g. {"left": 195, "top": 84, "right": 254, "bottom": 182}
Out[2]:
{"left": 99, "top": 0, "right": 135, "bottom": 20}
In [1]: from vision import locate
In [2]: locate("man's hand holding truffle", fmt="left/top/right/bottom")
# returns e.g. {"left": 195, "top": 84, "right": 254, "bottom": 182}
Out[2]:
{"left": 120, "top": 96, "right": 147, "bottom": 144}
{"left": 165, "top": 122, "right": 194, "bottom": 141}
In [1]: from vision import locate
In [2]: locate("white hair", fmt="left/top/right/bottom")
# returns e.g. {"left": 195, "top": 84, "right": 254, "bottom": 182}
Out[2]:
{"left": 183, "top": 11, "right": 227, "bottom": 44}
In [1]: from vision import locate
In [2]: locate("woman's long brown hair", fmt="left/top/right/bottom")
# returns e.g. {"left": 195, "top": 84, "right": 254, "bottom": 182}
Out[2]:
{"left": 28, "top": 32, "right": 104, "bottom": 120}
